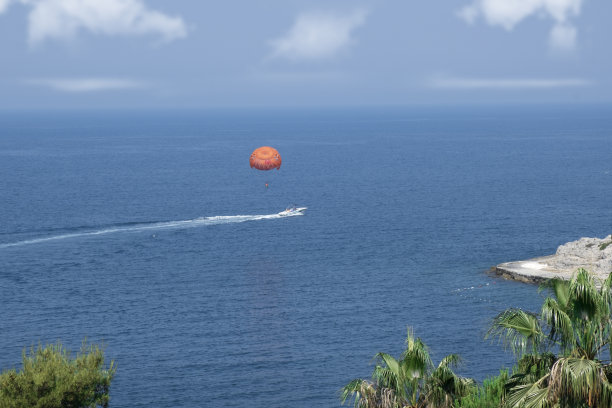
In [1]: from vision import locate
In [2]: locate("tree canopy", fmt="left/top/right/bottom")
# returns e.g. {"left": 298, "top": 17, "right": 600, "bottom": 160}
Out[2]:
{"left": 343, "top": 269, "right": 612, "bottom": 408}
{"left": 487, "top": 268, "right": 612, "bottom": 407}
{"left": 341, "top": 328, "right": 474, "bottom": 408}
{"left": 0, "top": 342, "right": 115, "bottom": 408}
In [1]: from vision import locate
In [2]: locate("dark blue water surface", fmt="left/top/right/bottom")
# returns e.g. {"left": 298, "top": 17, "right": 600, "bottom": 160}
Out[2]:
{"left": 1, "top": 106, "right": 612, "bottom": 407}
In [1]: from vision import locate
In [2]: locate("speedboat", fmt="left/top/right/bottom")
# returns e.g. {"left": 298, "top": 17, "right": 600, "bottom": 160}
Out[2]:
{"left": 278, "top": 205, "right": 307, "bottom": 216}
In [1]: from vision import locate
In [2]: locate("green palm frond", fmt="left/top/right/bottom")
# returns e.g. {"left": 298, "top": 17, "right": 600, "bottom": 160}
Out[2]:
{"left": 487, "top": 308, "right": 544, "bottom": 356}
{"left": 373, "top": 365, "right": 399, "bottom": 393}
{"left": 521, "top": 386, "right": 551, "bottom": 408}
{"left": 540, "top": 278, "right": 570, "bottom": 310}
{"left": 517, "top": 352, "right": 555, "bottom": 371}
{"left": 505, "top": 381, "right": 549, "bottom": 408}
{"left": 424, "top": 354, "right": 474, "bottom": 408}
{"left": 403, "top": 328, "right": 433, "bottom": 372}
{"left": 458, "top": 376, "right": 477, "bottom": 394}
{"left": 437, "top": 354, "right": 461, "bottom": 370}
{"left": 549, "top": 357, "right": 601, "bottom": 404}
{"left": 609, "top": 332, "right": 612, "bottom": 363}
{"left": 340, "top": 379, "right": 375, "bottom": 407}
{"left": 599, "top": 375, "right": 612, "bottom": 408}
{"left": 569, "top": 268, "right": 601, "bottom": 321}
{"left": 512, "top": 353, "right": 556, "bottom": 387}
{"left": 600, "top": 271, "right": 612, "bottom": 311}
{"left": 375, "top": 353, "right": 401, "bottom": 379}
{"left": 541, "top": 297, "right": 575, "bottom": 350}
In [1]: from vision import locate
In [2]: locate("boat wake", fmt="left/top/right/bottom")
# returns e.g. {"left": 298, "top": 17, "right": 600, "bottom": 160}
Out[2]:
{"left": 0, "top": 213, "right": 292, "bottom": 249}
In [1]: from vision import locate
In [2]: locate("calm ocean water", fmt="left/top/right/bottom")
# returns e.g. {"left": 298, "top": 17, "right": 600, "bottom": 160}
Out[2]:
{"left": 1, "top": 106, "right": 611, "bottom": 407}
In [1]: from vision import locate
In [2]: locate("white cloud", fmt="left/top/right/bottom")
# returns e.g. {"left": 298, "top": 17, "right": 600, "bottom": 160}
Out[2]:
{"left": 0, "top": 0, "right": 187, "bottom": 44}
{"left": 458, "top": 0, "right": 583, "bottom": 51}
{"left": 549, "top": 23, "right": 576, "bottom": 50}
{"left": 26, "top": 77, "right": 147, "bottom": 92}
{"left": 269, "top": 9, "right": 367, "bottom": 60}
{"left": 0, "top": 0, "right": 15, "bottom": 13}
{"left": 430, "top": 76, "right": 591, "bottom": 89}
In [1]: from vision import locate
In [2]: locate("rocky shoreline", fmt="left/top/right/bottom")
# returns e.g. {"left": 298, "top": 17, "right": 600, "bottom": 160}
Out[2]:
{"left": 492, "top": 235, "right": 612, "bottom": 285}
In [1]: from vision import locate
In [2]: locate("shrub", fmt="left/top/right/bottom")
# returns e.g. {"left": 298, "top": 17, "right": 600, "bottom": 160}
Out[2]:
{"left": 456, "top": 369, "right": 508, "bottom": 408}
{"left": 0, "top": 342, "right": 115, "bottom": 408}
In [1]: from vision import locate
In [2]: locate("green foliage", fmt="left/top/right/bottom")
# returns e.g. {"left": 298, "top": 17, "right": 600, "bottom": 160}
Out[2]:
{"left": 598, "top": 240, "right": 612, "bottom": 250}
{"left": 456, "top": 369, "right": 509, "bottom": 408}
{"left": 341, "top": 328, "right": 474, "bottom": 408}
{"left": 487, "top": 268, "right": 612, "bottom": 408}
{"left": 0, "top": 342, "right": 115, "bottom": 408}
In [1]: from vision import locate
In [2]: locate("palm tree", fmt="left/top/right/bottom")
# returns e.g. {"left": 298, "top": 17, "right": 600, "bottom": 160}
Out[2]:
{"left": 487, "top": 268, "right": 612, "bottom": 407}
{"left": 423, "top": 354, "right": 475, "bottom": 408}
{"left": 341, "top": 328, "right": 474, "bottom": 408}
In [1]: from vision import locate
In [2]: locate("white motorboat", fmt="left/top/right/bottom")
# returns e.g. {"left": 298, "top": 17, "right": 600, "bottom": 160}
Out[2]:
{"left": 278, "top": 205, "right": 307, "bottom": 217}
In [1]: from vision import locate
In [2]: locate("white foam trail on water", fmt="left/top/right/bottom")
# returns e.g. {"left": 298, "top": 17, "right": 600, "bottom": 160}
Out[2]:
{"left": 0, "top": 213, "right": 300, "bottom": 249}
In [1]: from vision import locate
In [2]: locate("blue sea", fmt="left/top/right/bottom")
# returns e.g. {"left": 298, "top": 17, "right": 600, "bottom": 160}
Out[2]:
{"left": 1, "top": 105, "right": 611, "bottom": 407}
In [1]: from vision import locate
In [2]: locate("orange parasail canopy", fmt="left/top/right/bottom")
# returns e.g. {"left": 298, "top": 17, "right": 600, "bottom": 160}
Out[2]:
{"left": 250, "top": 146, "right": 282, "bottom": 170}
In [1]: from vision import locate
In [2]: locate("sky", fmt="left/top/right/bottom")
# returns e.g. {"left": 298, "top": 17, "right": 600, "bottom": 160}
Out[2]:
{"left": 0, "top": 0, "right": 611, "bottom": 109}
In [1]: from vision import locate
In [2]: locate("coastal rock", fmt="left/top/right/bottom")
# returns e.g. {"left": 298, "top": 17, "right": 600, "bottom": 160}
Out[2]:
{"left": 552, "top": 235, "right": 612, "bottom": 275}
{"left": 494, "top": 235, "right": 612, "bottom": 284}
